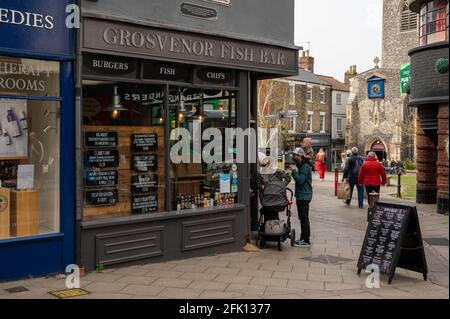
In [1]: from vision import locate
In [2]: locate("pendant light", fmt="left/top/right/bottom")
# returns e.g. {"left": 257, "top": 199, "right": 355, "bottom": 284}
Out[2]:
{"left": 105, "top": 86, "right": 128, "bottom": 120}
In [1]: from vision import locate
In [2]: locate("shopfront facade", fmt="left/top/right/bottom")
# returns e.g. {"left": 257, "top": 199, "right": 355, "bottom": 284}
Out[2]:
{"left": 77, "top": 1, "right": 298, "bottom": 270}
{"left": 409, "top": 0, "right": 449, "bottom": 214}
{"left": 0, "top": 0, "right": 75, "bottom": 281}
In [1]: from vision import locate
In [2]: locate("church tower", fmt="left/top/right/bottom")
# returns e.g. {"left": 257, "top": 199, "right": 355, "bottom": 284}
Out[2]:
{"left": 382, "top": 0, "right": 419, "bottom": 69}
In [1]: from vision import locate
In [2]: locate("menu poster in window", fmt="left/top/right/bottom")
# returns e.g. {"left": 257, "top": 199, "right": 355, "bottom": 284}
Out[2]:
{"left": 131, "top": 134, "right": 157, "bottom": 153}
{"left": 84, "top": 149, "right": 119, "bottom": 169}
{"left": 84, "top": 170, "right": 119, "bottom": 187}
{"left": 17, "top": 164, "right": 34, "bottom": 190}
{"left": 131, "top": 194, "right": 158, "bottom": 214}
{"left": 131, "top": 155, "right": 157, "bottom": 172}
{"left": 85, "top": 188, "right": 119, "bottom": 207}
{"left": 357, "top": 202, "right": 428, "bottom": 284}
{"left": 84, "top": 132, "right": 118, "bottom": 148}
{"left": 0, "top": 99, "right": 28, "bottom": 159}
{"left": 219, "top": 173, "right": 231, "bottom": 194}
{"left": 131, "top": 174, "right": 157, "bottom": 194}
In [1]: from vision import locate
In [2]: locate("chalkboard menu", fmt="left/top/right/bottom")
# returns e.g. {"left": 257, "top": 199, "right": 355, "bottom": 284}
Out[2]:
{"left": 85, "top": 189, "right": 119, "bottom": 207}
{"left": 132, "top": 155, "right": 158, "bottom": 172}
{"left": 84, "top": 150, "right": 119, "bottom": 169}
{"left": 131, "top": 134, "right": 158, "bottom": 153}
{"left": 84, "top": 170, "right": 119, "bottom": 187}
{"left": 131, "top": 174, "right": 157, "bottom": 194}
{"left": 132, "top": 194, "right": 158, "bottom": 214}
{"left": 357, "top": 202, "right": 428, "bottom": 284}
{"left": 84, "top": 132, "right": 118, "bottom": 148}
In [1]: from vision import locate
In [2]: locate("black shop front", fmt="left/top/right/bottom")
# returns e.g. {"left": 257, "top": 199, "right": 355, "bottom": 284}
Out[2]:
{"left": 76, "top": 15, "right": 298, "bottom": 270}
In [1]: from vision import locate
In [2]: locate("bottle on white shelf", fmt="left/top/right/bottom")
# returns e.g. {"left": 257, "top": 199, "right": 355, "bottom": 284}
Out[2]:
{"left": 19, "top": 111, "right": 28, "bottom": 130}
{"left": 7, "top": 108, "right": 21, "bottom": 138}
{"left": 2, "top": 129, "right": 12, "bottom": 146}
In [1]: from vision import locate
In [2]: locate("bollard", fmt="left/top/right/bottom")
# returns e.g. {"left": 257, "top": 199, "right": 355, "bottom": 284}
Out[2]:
{"left": 334, "top": 168, "right": 339, "bottom": 196}
{"left": 397, "top": 173, "right": 402, "bottom": 198}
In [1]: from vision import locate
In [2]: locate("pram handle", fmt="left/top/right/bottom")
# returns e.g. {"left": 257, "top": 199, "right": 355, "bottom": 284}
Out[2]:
{"left": 286, "top": 188, "right": 294, "bottom": 202}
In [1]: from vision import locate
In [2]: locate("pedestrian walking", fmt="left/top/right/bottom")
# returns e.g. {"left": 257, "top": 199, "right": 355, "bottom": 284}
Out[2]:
{"left": 315, "top": 148, "right": 327, "bottom": 182}
{"left": 358, "top": 151, "right": 387, "bottom": 218}
{"left": 290, "top": 147, "right": 313, "bottom": 247}
{"left": 343, "top": 147, "right": 365, "bottom": 208}
{"left": 302, "top": 137, "right": 315, "bottom": 169}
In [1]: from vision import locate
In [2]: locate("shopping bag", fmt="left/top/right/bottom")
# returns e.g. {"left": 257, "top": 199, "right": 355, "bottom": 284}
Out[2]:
{"left": 337, "top": 182, "right": 350, "bottom": 200}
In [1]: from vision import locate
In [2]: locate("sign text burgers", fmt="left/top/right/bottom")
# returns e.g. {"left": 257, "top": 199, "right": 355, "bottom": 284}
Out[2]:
{"left": 83, "top": 19, "right": 298, "bottom": 75}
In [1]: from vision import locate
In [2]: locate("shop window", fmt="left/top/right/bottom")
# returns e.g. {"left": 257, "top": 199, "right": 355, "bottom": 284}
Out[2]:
{"left": 81, "top": 82, "right": 166, "bottom": 220}
{"left": 419, "top": 0, "right": 449, "bottom": 45}
{"left": 169, "top": 87, "right": 238, "bottom": 211}
{"left": 0, "top": 56, "right": 60, "bottom": 239}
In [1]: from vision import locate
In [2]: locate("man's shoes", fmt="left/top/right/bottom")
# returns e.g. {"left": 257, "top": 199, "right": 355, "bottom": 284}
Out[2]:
{"left": 294, "top": 240, "right": 311, "bottom": 247}
{"left": 359, "top": 205, "right": 364, "bottom": 209}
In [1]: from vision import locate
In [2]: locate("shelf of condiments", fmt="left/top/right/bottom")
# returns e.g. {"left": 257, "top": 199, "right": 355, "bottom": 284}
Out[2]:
{"left": 176, "top": 192, "right": 236, "bottom": 211}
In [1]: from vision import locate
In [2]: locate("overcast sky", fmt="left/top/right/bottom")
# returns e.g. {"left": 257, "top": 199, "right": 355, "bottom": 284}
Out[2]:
{"left": 295, "top": 0, "right": 382, "bottom": 82}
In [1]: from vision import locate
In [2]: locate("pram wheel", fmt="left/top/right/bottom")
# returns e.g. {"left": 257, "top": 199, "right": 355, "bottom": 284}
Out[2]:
{"left": 290, "top": 229, "right": 296, "bottom": 247}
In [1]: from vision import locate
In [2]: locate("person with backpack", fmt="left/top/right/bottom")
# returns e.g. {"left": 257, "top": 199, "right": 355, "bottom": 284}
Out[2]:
{"left": 290, "top": 147, "right": 313, "bottom": 247}
{"left": 343, "top": 147, "right": 365, "bottom": 209}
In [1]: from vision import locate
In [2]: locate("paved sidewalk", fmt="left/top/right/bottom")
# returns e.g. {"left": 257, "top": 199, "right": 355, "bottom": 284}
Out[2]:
{"left": 1, "top": 172, "right": 448, "bottom": 299}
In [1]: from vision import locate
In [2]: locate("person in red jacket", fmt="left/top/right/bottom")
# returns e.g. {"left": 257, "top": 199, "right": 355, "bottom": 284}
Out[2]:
{"left": 358, "top": 152, "right": 387, "bottom": 212}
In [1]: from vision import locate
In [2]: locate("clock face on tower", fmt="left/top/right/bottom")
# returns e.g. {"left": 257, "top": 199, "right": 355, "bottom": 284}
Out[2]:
{"left": 371, "top": 84, "right": 381, "bottom": 95}
{"left": 368, "top": 77, "right": 385, "bottom": 99}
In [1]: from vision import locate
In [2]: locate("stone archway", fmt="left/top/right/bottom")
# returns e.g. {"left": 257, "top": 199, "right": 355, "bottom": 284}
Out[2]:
{"left": 365, "top": 137, "right": 388, "bottom": 161}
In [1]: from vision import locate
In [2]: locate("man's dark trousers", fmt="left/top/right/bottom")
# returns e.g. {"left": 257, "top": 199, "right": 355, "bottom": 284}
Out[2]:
{"left": 297, "top": 200, "right": 311, "bottom": 243}
{"left": 346, "top": 177, "right": 364, "bottom": 208}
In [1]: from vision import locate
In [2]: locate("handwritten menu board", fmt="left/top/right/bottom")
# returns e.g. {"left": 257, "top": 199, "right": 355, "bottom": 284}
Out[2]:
{"left": 131, "top": 134, "right": 157, "bottom": 153}
{"left": 84, "top": 170, "right": 119, "bottom": 187}
{"left": 357, "top": 202, "right": 428, "bottom": 284}
{"left": 84, "top": 132, "right": 118, "bottom": 148}
{"left": 85, "top": 189, "right": 119, "bottom": 207}
{"left": 131, "top": 174, "right": 157, "bottom": 194}
{"left": 84, "top": 150, "right": 119, "bottom": 169}
{"left": 83, "top": 131, "right": 120, "bottom": 208}
{"left": 132, "top": 194, "right": 158, "bottom": 214}
{"left": 131, "top": 155, "right": 158, "bottom": 173}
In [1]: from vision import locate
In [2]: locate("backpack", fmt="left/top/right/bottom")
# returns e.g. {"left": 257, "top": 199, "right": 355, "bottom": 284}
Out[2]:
{"left": 351, "top": 157, "right": 363, "bottom": 177}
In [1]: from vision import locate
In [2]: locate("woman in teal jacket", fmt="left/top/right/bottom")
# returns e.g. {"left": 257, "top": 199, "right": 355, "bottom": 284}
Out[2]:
{"left": 290, "top": 147, "right": 313, "bottom": 247}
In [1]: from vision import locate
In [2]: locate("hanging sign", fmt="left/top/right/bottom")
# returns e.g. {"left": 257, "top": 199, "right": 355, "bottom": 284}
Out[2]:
{"left": 84, "top": 131, "right": 118, "bottom": 148}
{"left": 85, "top": 188, "right": 119, "bottom": 207}
{"left": 131, "top": 174, "right": 158, "bottom": 194}
{"left": 84, "top": 150, "right": 119, "bottom": 169}
{"left": 84, "top": 170, "right": 119, "bottom": 187}
{"left": 131, "top": 134, "right": 158, "bottom": 153}
{"left": 400, "top": 63, "right": 411, "bottom": 94}
{"left": 131, "top": 154, "right": 158, "bottom": 172}
{"left": 357, "top": 202, "right": 428, "bottom": 284}
{"left": 131, "top": 194, "right": 158, "bottom": 214}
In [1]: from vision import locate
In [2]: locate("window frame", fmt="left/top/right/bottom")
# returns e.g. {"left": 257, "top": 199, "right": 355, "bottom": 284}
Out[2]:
{"left": 306, "top": 111, "right": 313, "bottom": 133}
{"left": 320, "top": 112, "right": 326, "bottom": 133}
{"left": 419, "top": 0, "right": 449, "bottom": 46}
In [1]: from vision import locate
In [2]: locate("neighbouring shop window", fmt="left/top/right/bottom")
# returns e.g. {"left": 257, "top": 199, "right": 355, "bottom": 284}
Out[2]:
{"left": 169, "top": 87, "right": 238, "bottom": 211}
{"left": 0, "top": 57, "right": 60, "bottom": 240}
{"left": 419, "top": 0, "right": 449, "bottom": 45}
{"left": 81, "top": 81, "right": 165, "bottom": 220}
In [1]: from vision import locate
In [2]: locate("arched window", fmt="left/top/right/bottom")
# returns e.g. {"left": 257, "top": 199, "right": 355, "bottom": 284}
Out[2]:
{"left": 401, "top": 1, "right": 419, "bottom": 32}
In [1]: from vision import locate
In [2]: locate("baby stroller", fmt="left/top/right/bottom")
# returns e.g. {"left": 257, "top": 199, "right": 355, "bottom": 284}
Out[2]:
{"left": 256, "top": 185, "right": 295, "bottom": 251}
